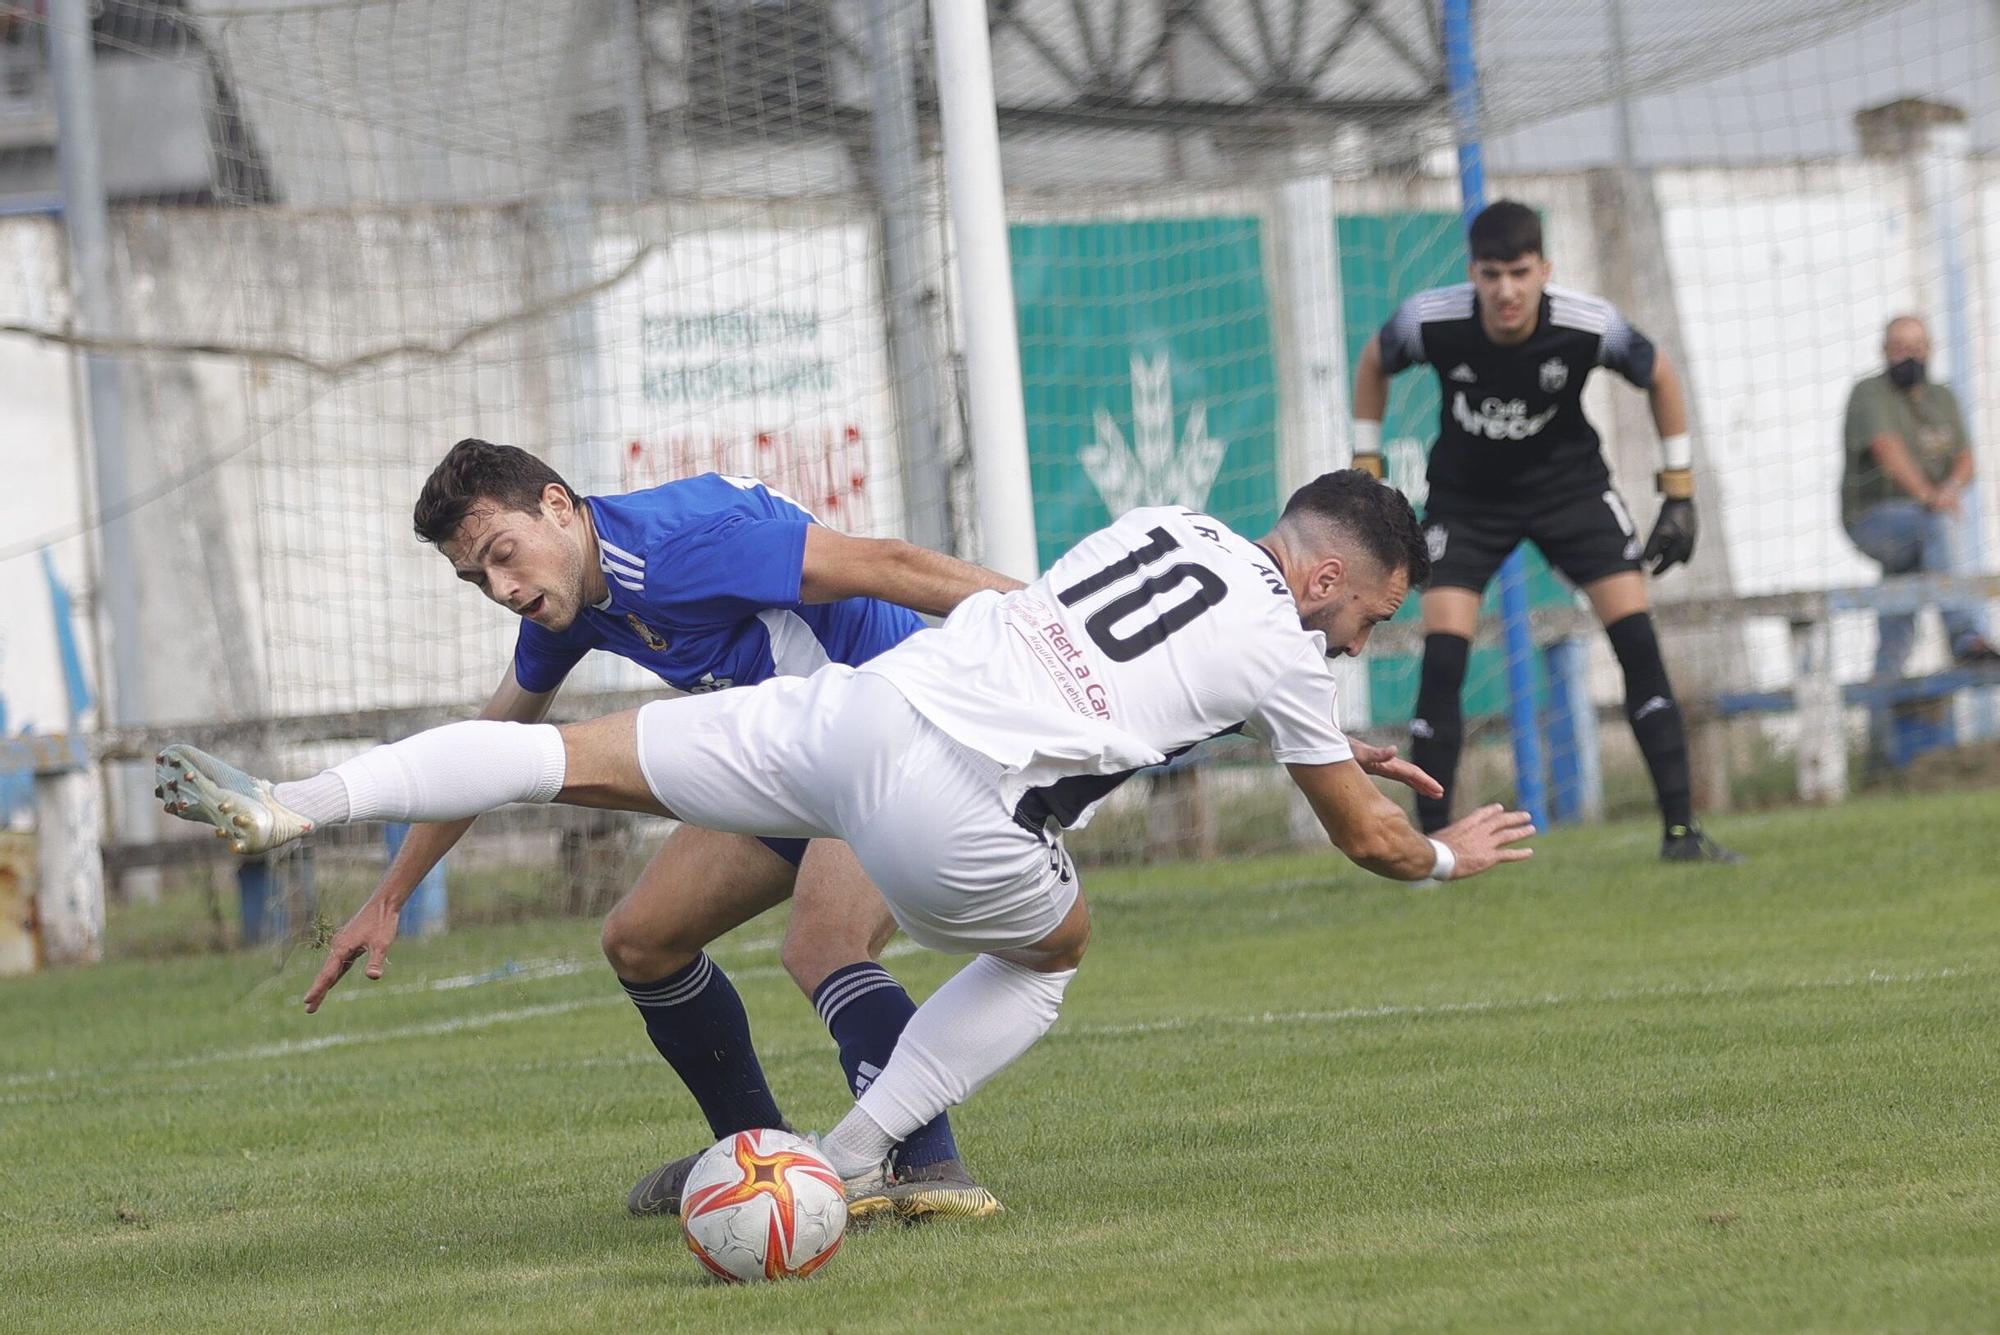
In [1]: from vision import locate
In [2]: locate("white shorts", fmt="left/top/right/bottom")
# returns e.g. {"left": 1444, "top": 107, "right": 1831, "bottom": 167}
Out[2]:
{"left": 633, "top": 666, "right": 1079, "bottom": 955}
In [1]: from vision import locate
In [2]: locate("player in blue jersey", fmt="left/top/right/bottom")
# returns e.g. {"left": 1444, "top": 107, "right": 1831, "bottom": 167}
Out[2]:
{"left": 299, "top": 439, "right": 1020, "bottom": 1221}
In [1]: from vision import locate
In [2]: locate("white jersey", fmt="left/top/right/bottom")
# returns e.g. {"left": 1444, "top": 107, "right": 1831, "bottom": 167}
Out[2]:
{"left": 863, "top": 507, "right": 1353, "bottom": 830}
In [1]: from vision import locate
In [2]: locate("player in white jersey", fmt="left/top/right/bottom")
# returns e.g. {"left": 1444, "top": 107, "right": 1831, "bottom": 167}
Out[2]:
{"left": 156, "top": 471, "right": 1534, "bottom": 1194}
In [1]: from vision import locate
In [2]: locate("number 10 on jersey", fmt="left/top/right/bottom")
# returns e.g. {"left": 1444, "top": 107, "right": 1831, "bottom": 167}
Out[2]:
{"left": 1055, "top": 527, "right": 1230, "bottom": 662}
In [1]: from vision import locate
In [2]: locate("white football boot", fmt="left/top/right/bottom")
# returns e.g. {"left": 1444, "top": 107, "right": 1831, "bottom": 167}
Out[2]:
{"left": 801, "top": 1133, "right": 897, "bottom": 1226}
{"left": 156, "top": 744, "right": 316, "bottom": 855}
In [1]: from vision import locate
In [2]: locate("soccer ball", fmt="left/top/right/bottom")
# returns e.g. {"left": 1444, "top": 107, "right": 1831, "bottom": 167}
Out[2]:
{"left": 680, "top": 1128, "right": 848, "bottom": 1283}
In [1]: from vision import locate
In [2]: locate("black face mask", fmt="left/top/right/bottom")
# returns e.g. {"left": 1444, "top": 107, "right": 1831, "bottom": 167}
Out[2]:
{"left": 1888, "top": 357, "right": 1926, "bottom": 389}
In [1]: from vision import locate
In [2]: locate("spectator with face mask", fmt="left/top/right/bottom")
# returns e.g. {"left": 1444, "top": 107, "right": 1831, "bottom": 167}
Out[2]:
{"left": 1841, "top": 314, "right": 1998, "bottom": 679}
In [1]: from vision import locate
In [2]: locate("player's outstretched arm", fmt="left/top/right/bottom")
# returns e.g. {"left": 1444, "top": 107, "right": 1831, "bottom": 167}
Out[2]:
{"left": 797, "top": 526, "right": 1024, "bottom": 618}
{"left": 1346, "top": 738, "right": 1444, "bottom": 800}
{"left": 302, "top": 665, "right": 556, "bottom": 1012}
{"left": 1287, "top": 760, "right": 1534, "bottom": 882}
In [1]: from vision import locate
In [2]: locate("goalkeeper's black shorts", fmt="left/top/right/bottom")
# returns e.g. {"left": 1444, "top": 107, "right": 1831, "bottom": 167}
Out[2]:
{"left": 1420, "top": 487, "right": 1644, "bottom": 594}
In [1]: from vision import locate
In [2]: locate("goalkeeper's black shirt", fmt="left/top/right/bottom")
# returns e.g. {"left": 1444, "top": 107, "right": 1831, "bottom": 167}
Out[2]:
{"left": 1375, "top": 284, "right": 1657, "bottom": 512}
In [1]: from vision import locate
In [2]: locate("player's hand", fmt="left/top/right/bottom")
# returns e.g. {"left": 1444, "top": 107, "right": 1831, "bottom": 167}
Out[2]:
{"left": 1350, "top": 739, "right": 1443, "bottom": 800}
{"left": 303, "top": 895, "right": 402, "bottom": 1013}
{"left": 1351, "top": 452, "right": 1384, "bottom": 481}
{"left": 1927, "top": 482, "right": 1964, "bottom": 517}
{"left": 1435, "top": 803, "right": 1536, "bottom": 879}
{"left": 1641, "top": 498, "right": 1697, "bottom": 575}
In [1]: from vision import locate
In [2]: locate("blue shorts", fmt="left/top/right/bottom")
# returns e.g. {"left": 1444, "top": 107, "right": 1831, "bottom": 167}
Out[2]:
{"left": 758, "top": 837, "right": 809, "bottom": 868}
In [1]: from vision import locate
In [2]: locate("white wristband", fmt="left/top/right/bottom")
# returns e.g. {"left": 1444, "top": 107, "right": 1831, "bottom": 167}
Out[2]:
{"left": 1353, "top": 420, "right": 1383, "bottom": 458}
{"left": 1660, "top": 432, "right": 1692, "bottom": 471}
{"left": 1427, "top": 837, "right": 1457, "bottom": 882}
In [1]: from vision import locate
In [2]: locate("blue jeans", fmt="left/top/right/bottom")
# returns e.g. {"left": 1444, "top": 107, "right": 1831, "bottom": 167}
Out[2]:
{"left": 1845, "top": 500, "right": 1986, "bottom": 678}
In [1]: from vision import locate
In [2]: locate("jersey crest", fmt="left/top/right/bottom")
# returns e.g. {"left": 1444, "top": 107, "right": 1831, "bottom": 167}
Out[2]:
{"left": 625, "top": 613, "right": 669, "bottom": 652}
{"left": 1539, "top": 357, "right": 1568, "bottom": 391}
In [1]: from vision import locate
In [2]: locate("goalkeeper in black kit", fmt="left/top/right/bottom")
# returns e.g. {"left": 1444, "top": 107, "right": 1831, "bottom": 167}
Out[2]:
{"left": 1351, "top": 200, "right": 1739, "bottom": 863}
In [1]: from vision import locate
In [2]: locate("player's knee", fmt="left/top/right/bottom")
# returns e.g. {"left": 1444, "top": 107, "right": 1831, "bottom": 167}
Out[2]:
{"left": 1421, "top": 630, "right": 1472, "bottom": 682}
{"left": 1033, "top": 936, "right": 1088, "bottom": 973}
{"left": 781, "top": 869, "right": 901, "bottom": 993}
{"left": 1605, "top": 611, "right": 1675, "bottom": 708}
{"left": 600, "top": 905, "right": 699, "bottom": 982}
{"left": 778, "top": 925, "right": 873, "bottom": 996}
{"left": 1413, "top": 634, "right": 1471, "bottom": 745}
{"left": 1605, "top": 609, "right": 1659, "bottom": 661}
{"left": 1416, "top": 633, "right": 1471, "bottom": 707}
{"left": 1014, "top": 900, "right": 1091, "bottom": 973}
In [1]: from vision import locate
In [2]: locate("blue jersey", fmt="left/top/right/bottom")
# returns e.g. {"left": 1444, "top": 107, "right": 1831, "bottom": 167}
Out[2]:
{"left": 511, "top": 474, "right": 923, "bottom": 696}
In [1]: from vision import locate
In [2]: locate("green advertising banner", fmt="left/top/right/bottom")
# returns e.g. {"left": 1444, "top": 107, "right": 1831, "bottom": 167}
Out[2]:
{"left": 1336, "top": 212, "right": 1571, "bottom": 725}
{"left": 1007, "top": 211, "right": 1570, "bottom": 732}
{"left": 1012, "top": 218, "right": 1282, "bottom": 570}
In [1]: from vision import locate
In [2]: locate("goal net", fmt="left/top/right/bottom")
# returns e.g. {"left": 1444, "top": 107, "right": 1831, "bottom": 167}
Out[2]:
{"left": 1, "top": 0, "right": 1996, "bottom": 877}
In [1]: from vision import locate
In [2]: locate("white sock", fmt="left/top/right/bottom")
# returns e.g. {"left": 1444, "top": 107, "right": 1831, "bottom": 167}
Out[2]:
{"left": 819, "top": 1106, "right": 897, "bottom": 1181}
{"left": 271, "top": 772, "right": 349, "bottom": 826}
{"left": 823, "top": 955, "right": 1074, "bottom": 1177}
{"left": 277, "top": 721, "right": 568, "bottom": 826}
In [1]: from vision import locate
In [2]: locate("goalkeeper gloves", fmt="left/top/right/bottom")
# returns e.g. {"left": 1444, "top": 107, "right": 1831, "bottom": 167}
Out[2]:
{"left": 1641, "top": 468, "right": 1697, "bottom": 575}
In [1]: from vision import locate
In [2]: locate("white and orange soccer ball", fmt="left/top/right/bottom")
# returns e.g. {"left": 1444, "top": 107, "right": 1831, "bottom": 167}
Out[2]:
{"left": 680, "top": 1128, "right": 848, "bottom": 1283}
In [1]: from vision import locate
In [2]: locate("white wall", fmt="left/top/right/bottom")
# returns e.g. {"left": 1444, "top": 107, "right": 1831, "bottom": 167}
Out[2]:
{"left": 0, "top": 222, "right": 94, "bottom": 734}
{"left": 0, "top": 199, "right": 914, "bottom": 732}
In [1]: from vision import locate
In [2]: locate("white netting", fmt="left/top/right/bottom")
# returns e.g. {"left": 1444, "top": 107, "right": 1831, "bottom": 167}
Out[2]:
{"left": 1, "top": 0, "right": 1996, "bottom": 857}
{"left": 2, "top": 0, "right": 954, "bottom": 735}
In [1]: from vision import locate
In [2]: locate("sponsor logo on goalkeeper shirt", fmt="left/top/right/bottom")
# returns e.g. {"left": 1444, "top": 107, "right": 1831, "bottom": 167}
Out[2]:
{"left": 1451, "top": 392, "right": 1560, "bottom": 441}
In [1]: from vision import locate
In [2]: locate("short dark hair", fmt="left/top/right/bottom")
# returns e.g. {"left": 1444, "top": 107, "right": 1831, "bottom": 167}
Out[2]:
{"left": 1280, "top": 469, "right": 1430, "bottom": 587}
{"left": 413, "top": 439, "right": 580, "bottom": 546}
{"left": 1468, "top": 200, "right": 1543, "bottom": 263}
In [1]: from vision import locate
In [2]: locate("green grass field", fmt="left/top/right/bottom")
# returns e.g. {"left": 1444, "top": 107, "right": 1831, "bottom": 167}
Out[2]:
{"left": 5, "top": 790, "right": 1998, "bottom": 1333}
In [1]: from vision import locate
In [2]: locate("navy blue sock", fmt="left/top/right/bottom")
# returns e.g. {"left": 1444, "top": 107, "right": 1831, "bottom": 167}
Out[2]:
{"left": 812, "top": 961, "right": 962, "bottom": 1171}
{"left": 620, "top": 954, "right": 785, "bottom": 1139}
